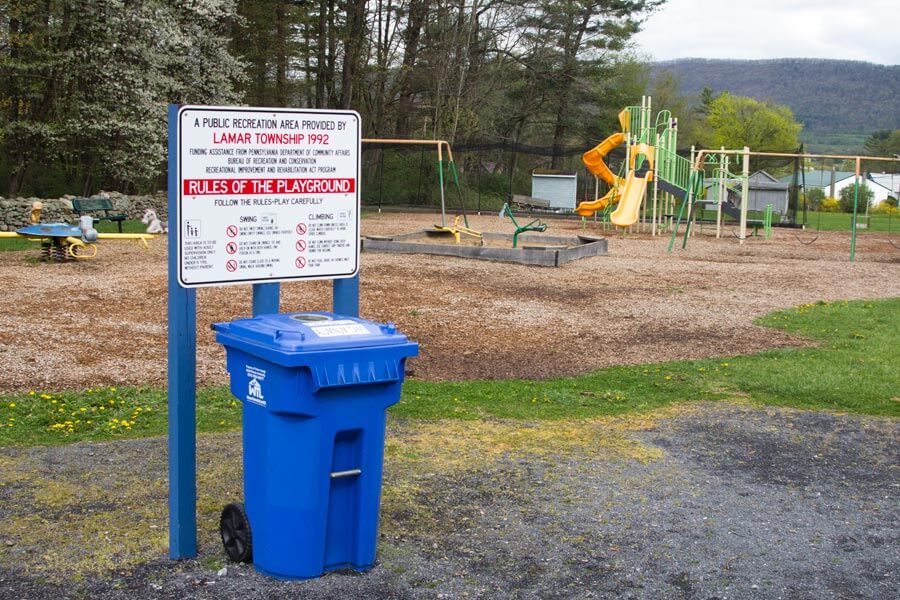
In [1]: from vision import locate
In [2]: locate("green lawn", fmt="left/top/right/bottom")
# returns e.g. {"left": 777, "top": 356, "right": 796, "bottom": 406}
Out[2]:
{"left": 690, "top": 209, "right": 899, "bottom": 233}
{"left": 802, "top": 211, "right": 899, "bottom": 233}
{"left": 1, "top": 298, "right": 897, "bottom": 447}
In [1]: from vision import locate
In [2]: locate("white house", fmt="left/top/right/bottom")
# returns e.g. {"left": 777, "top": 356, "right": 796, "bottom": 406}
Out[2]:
{"left": 780, "top": 170, "right": 895, "bottom": 205}
{"left": 867, "top": 173, "right": 900, "bottom": 201}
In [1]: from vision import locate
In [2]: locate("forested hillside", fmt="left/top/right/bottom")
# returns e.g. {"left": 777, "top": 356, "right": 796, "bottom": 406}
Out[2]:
{"left": 651, "top": 59, "right": 900, "bottom": 152}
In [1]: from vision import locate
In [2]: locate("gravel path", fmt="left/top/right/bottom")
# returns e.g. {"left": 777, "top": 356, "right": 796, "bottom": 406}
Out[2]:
{"left": 1, "top": 403, "right": 897, "bottom": 599}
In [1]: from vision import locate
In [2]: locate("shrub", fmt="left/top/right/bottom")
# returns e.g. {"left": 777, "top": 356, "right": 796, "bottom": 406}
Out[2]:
{"left": 818, "top": 198, "right": 841, "bottom": 213}
{"left": 839, "top": 183, "right": 874, "bottom": 213}
{"left": 871, "top": 201, "right": 899, "bottom": 215}
{"left": 804, "top": 188, "right": 825, "bottom": 210}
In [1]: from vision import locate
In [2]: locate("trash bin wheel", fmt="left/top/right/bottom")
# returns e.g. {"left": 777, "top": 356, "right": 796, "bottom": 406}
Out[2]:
{"left": 220, "top": 502, "right": 252, "bottom": 563}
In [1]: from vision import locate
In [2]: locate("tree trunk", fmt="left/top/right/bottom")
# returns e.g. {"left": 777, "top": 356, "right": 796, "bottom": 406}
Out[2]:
{"left": 274, "top": 0, "right": 288, "bottom": 106}
{"left": 315, "top": 0, "right": 328, "bottom": 107}
{"left": 550, "top": 6, "right": 591, "bottom": 169}
{"left": 394, "top": 0, "right": 430, "bottom": 136}
{"left": 339, "top": 0, "right": 367, "bottom": 109}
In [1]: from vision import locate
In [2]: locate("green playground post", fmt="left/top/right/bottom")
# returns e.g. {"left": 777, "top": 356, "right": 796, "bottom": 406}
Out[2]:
{"left": 764, "top": 203, "right": 773, "bottom": 240}
{"left": 448, "top": 159, "right": 470, "bottom": 228}
{"left": 437, "top": 157, "right": 446, "bottom": 227}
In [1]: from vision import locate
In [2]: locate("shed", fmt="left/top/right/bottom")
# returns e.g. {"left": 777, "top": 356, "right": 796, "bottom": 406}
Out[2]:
{"left": 704, "top": 171, "right": 789, "bottom": 214}
{"left": 745, "top": 171, "right": 789, "bottom": 213}
{"left": 531, "top": 171, "right": 577, "bottom": 211}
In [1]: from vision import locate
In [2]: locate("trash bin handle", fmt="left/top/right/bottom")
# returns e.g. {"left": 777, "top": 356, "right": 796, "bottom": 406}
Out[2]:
{"left": 330, "top": 468, "right": 361, "bottom": 479}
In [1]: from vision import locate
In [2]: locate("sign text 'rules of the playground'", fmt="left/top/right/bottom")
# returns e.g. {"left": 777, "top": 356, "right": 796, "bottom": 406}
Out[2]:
{"left": 176, "top": 106, "right": 361, "bottom": 287}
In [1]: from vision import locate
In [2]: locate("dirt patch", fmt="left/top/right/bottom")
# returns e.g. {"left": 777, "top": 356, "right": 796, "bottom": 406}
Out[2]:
{"left": 1, "top": 211, "right": 898, "bottom": 393}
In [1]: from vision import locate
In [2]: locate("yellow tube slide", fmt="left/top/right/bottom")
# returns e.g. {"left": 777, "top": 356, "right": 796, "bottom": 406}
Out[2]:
{"left": 581, "top": 131, "right": 625, "bottom": 184}
{"left": 574, "top": 187, "right": 618, "bottom": 216}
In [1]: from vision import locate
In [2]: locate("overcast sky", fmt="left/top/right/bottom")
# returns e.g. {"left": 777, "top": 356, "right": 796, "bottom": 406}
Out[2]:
{"left": 632, "top": 0, "right": 900, "bottom": 65}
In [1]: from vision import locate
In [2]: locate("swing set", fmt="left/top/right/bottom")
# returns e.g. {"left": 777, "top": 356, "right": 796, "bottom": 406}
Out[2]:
{"left": 674, "top": 148, "right": 900, "bottom": 261}
{"left": 362, "top": 138, "right": 481, "bottom": 242}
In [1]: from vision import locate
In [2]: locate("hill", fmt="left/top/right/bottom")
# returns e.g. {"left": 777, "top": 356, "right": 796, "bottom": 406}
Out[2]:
{"left": 650, "top": 58, "right": 900, "bottom": 153}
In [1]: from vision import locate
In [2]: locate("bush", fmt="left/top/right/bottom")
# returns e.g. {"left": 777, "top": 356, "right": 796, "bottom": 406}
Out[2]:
{"left": 839, "top": 183, "right": 874, "bottom": 213}
{"left": 804, "top": 188, "right": 825, "bottom": 210}
{"left": 871, "top": 201, "right": 899, "bottom": 215}
{"left": 818, "top": 198, "right": 842, "bottom": 212}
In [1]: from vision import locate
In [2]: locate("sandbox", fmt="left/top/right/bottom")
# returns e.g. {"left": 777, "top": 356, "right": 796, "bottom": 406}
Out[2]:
{"left": 361, "top": 230, "right": 608, "bottom": 266}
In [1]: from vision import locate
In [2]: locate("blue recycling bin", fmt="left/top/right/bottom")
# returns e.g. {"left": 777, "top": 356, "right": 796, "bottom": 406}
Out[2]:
{"left": 213, "top": 311, "right": 418, "bottom": 580}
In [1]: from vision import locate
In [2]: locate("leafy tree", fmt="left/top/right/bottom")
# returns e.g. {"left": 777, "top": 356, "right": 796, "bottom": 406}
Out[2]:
{"left": 706, "top": 93, "right": 802, "bottom": 152}
{"left": 694, "top": 86, "right": 720, "bottom": 116}
{"left": 231, "top": 0, "right": 306, "bottom": 107}
{"left": 0, "top": 1, "right": 65, "bottom": 195}
{"left": 516, "top": 0, "right": 664, "bottom": 168}
{"left": 649, "top": 72, "right": 710, "bottom": 148}
{"left": 839, "top": 182, "right": 873, "bottom": 213}
{"left": 863, "top": 130, "right": 900, "bottom": 173}
{"left": 0, "top": 0, "right": 245, "bottom": 196}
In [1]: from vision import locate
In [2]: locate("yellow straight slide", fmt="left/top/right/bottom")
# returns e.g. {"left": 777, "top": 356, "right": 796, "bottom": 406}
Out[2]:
{"left": 609, "top": 170, "right": 648, "bottom": 227}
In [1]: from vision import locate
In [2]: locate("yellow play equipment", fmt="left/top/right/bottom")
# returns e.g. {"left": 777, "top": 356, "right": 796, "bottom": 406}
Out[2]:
{"left": 576, "top": 107, "right": 653, "bottom": 228}
{"left": 575, "top": 131, "right": 625, "bottom": 216}
{"left": 435, "top": 214, "right": 483, "bottom": 244}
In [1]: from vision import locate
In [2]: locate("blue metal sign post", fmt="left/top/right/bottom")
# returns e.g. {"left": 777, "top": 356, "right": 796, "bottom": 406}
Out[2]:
{"left": 166, "top": 104, "right": 360, "bottom": 559}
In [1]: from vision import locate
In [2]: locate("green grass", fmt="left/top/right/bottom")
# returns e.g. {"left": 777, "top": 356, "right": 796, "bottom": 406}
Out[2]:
{"left": 0, "top": 386, "right": 239, "bottom": 447}
{"left": 803, "top": 211, "right": 899, "bottom": 233}
{"left": 691, "top": 209, "right": 899, "bottom": 234}
{"left": 1, "top": 299, "right": 897, "bottom": 447}
{"left": 0, "top": 219, "right": 150, "bottom": 252}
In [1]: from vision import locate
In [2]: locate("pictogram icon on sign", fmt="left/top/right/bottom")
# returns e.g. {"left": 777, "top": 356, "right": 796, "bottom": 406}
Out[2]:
{"left": 226, "top": 225, "right": 238, "bottom": 238}
{"left": 225, "top": 242, "right": 238, "bottom": 254}
{"left": 226, "top": 260, "right": 238, "bottom": 272}
{"left": 295, "top": 223, "right": 307, "bottom": 235}
{"left": 295, "top": 240, "right": 307, "bottom": 252}
{"left": 295, "top": 256, "right": 306, "bottom": 269}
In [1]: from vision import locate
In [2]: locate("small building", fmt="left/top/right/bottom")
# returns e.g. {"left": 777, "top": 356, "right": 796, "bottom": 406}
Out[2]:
{"left": 779, "top": 169, "right": 895, "bottom": 205}
{"left": 866, "top": 173, "right": 899, "bottom": 202}
{"left": 531, "top": 170, "right": 577, "bottom": 211}
{"left": 704, "top": 170, "right": 789, "bottom": 214}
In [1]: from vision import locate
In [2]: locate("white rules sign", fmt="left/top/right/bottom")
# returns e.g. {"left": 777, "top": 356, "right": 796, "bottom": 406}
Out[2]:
{"left": 176, "top": 106, "right": 361, "bottom": 287}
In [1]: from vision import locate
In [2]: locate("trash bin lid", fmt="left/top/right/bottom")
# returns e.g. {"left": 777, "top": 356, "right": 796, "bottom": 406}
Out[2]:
{"left": 213, "top": 311, "right": 412, "bottom": 357}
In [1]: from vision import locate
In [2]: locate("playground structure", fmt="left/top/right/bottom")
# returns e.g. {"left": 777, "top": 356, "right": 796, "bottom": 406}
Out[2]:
{"left": 577, "top": 97, "right": 900, "bottom": 261}
{"left": 577, "top": 97, "right": 701, "bottom": 234}
{"left": 0, "top": 201, "right": 155, "bottom": 261}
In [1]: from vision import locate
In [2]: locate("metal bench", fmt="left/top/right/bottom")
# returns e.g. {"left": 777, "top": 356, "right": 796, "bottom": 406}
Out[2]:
{"left": 71, "top": 197, "right": 126, "bottom": 233}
